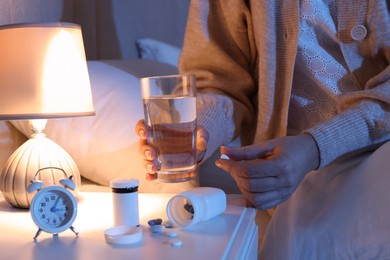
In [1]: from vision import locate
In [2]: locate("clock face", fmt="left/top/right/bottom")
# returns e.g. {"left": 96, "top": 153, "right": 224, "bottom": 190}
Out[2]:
{"left": 30, "top": 186, "right": 77, "bottom": 234}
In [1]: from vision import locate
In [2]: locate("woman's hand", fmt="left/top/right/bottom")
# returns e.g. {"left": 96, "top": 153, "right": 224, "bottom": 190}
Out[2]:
{"left": 135, "top": 119, "right": 209, "bottom": 180}
{"left": 215, "top": 134, "right": 320, "bottom": 210}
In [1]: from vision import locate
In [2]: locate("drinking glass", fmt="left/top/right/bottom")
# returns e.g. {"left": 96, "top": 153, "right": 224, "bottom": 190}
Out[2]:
{"left": 140, "top": 74, "right": 197, "bottom": 183}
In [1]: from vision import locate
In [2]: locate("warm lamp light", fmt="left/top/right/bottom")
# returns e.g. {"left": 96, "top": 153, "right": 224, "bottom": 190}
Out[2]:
{"left": 0, "top": 23, "right": 95, "bottom": 208}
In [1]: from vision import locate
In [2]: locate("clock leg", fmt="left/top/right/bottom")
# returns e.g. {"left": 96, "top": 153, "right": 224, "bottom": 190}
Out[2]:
{"left": 70, "top": 226, "right": 79, "bottom": 236}
{"left": 33, "top": 228, "right": 43, "bottom": 241}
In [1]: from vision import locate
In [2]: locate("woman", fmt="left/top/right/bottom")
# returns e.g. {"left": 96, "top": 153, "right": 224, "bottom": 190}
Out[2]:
{"left": 137, "top": 0, "right": 390, "bottom": 258}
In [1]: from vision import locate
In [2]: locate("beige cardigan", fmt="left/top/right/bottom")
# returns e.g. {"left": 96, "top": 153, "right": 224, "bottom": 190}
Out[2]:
{"left": 179, "top": 0, "right": 390, "bottom": 167}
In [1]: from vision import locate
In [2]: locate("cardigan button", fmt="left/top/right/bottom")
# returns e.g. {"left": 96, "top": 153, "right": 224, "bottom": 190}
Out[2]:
{"left": 351, "top": 25, "right": 367, "bottom": 41}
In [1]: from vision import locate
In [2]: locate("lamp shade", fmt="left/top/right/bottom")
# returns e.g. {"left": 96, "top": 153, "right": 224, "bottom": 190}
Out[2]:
{"left": 0, "top": 22, "right": 94, "bottom": 119}
{"left": 0, "top": 23, "right": 94, "bottom": 208}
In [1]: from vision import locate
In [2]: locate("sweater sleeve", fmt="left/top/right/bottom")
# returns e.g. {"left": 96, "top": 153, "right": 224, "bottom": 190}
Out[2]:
{"left": 179, "top": 0, "right": 258, "bottom": 154}
{"left": 196, "top": 93, "right": 235, "bottom": 160}
{"left": 305, "top": 71, "right": 390, "bottom": 168}
{"left": 305, "top": 1, "right": 390, "bottom": 168}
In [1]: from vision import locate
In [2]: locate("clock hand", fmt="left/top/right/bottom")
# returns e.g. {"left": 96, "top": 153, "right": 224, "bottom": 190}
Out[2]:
{"left": 54, "top": 211, "right": 65, "bottom": 219}
{"left": 51, "top": 197, "right": 61, "bottom": 212}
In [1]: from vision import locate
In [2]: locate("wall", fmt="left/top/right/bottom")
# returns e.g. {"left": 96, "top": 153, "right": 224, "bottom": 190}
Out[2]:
{"left": 93, "top": 0, "right": 190, "bottom": 60}
{"left": 0, "top": 0, "right": 190, "bottom": 60}
{"left": 0, "top": 0, "right": 73, "bottom": 25}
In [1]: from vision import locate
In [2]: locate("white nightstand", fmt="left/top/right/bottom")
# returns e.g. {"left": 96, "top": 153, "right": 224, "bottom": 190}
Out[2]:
{"left": 0, "top": 192, "right": 258, "bottom": 260}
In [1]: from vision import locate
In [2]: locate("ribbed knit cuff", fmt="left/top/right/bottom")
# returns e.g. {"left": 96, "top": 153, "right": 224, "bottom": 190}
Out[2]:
{"left": 197, "top": 93, "right": 235, "bottom": 160}
{"left": 305, "top": 102, "right": 388, "bottom": 168}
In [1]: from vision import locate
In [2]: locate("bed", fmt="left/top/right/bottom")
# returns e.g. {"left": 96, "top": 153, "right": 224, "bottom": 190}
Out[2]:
{"left": 2, "top": 1, "right": 390, "bottom": 259}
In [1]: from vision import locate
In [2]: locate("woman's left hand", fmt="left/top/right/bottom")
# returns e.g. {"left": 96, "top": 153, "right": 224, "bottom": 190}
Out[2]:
{"left": 215, "top": 133, "right": 320, "bottom": 210}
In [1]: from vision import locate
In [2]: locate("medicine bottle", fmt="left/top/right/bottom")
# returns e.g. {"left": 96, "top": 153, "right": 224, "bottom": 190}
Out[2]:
{"left": 110, "top": 178, "right": 139, "bottom": 227}
{"left": 166, "top": 187, "right": 226, "bottom": 228}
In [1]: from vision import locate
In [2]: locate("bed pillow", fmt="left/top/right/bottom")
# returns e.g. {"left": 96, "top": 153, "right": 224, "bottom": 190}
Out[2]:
{"left": 136, "top": 38, "right": 181, "bottom": 67}
{"left": 11, "top": 59, "right": 198, "bottom": 193}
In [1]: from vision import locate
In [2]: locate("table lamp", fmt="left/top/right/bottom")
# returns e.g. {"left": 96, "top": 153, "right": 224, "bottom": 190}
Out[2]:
{"left": 0, "top": 23, "right": 95, "bottom": 208}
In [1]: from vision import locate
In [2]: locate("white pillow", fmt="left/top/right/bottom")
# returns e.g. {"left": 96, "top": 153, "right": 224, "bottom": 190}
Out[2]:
{"left": 11, "top": 60, "right": 197, "bottom": 193}
{"left": 136, "top": 38, "right": 181, "bottom": 67}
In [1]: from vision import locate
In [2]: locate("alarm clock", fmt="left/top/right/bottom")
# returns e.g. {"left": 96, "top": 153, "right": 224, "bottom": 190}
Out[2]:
{"left": 27, "top": 167, "right": 79, "bottom": 241}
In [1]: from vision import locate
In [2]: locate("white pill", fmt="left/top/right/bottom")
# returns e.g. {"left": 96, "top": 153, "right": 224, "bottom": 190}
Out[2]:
{"left": 220, "top": 154, "right": 230, "bottom": 160}
{"left": 165, "top": 231, "right": 178, "bottom": 238}
{"left": 170, "top": 239, "right": 183, "bottom": 247}
{"left": 163, "top": 220, "right": 174, "bottom": 228}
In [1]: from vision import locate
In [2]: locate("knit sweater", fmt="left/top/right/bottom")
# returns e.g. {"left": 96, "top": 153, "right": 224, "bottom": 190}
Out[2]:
{"left": 179, "top": 0, "right": 390, "bottom": 168}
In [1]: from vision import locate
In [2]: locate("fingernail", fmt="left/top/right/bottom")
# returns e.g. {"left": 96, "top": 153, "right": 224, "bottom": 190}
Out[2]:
{"left": 146, "top": 164, "right": 153, "bottom": 172}
{"left": 215, "top": 160, "right": 222, "bottom": 168}
{"left": 144, "top": 149, "right": 152, "bottom": 159}
{"left": 138, "top": 129, "right": 145, "bottom": 138}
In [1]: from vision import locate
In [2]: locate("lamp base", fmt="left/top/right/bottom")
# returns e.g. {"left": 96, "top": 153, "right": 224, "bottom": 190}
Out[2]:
{"left": 0, "top": 133, "right": 81, "bottom": 208}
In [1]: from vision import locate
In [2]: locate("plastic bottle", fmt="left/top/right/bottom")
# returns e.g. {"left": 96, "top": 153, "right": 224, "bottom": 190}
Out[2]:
{"left": 166, "top": 187, "right": 226, "bottom": 228}
{"left": 110, "top": 178, "right": 139, "bottom": 227}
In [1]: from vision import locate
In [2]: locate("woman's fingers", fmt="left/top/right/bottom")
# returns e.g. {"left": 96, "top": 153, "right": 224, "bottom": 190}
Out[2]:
{"left": 220, "top": 143, "right": 274, "bottom": 161}
{"left": 136, "top": 119, "right": 158, "bottom": 180}
{"left": 137, "top": 120, "right": 210, "bottom": 180}
{"left": 143, "top": 158, "right": 158, "bottom": 173}
{"left": 196, "top": 126, "right": 208, "bottom": 151}
{"left": 215, "top": 135, "right": 319, "bottom": 210}
{"left": 231, "top": 173, "right": 291, "bottom": 210}
{"left": 215, "top": 157, "right": 278, "bottom": 178}
{"left": 139, "top": 143, "right": 157, "bottom": 160}
{"left": 135, "top": 119, "right": 147, "bottom": 140}
{"left": 145, "top": 173, "right": 157, "bottom": 181}
{"left": 196, "top": 126, "right": 208, "bottom": 162}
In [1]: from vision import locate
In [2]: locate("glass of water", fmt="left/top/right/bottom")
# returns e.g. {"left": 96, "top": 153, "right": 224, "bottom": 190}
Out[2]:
{"left": 140, "top": 74, "right": 197, "bottom": 183}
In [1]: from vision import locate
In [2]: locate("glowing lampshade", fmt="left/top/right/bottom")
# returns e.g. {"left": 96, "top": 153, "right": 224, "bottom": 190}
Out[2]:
{"left": 0, "top": 23, "right": 95, "bottom": 208}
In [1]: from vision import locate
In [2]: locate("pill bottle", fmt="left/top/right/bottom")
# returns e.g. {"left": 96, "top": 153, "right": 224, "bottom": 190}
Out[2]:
{"left": 166, "top": 187, "right": 226, "bottom": 228}
{"left": 110, "top": 178, "right": 139, "bottom": 227}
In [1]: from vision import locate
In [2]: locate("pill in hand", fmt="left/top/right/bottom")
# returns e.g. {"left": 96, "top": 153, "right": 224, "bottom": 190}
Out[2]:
{"left": 220, "top": 154, "right": 230, "bottom": 160}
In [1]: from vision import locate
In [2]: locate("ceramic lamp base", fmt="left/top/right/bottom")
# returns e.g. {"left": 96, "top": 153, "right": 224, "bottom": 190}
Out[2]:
{"left": 0, "top": 134, "right": 80, "bottom": 208}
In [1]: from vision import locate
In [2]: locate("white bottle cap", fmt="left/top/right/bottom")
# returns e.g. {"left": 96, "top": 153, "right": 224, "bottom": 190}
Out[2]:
{"left": 104, "top": 226, "right": 142, "bottom": 245}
